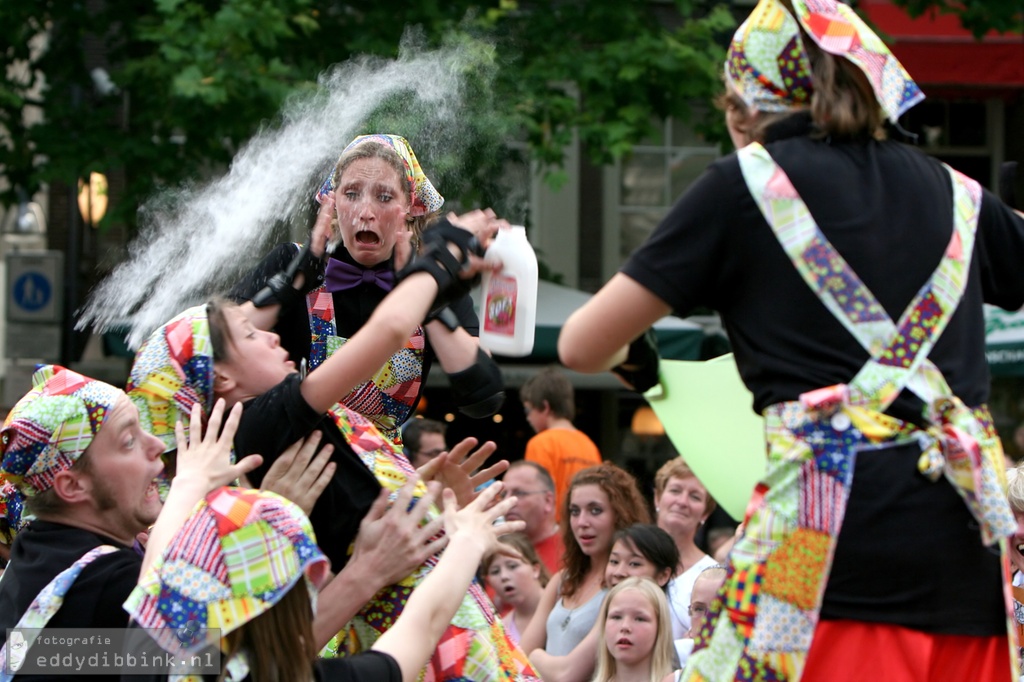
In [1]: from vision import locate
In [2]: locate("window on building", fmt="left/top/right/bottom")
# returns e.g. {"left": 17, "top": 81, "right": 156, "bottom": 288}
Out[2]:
{"left": 604, "top": 117, "right": 720, "bottom": 278}
{"left": 899, "top": 98, "right": 1004, "bottom": 189}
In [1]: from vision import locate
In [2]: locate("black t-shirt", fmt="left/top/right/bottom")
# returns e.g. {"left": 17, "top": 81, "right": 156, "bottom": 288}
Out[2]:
{"left": 233, "top": 374, "right": 381, "bottom": 573}
{"left": 622, "top": 114, "right": 1024, "bottom": 635}
{"left": 0, "top": 521, "right": 141, "bottom": 681}
{"left": 317, "top": 651, "right": 402, "bottom": 682}
{"left": 232, "top": 243, "right": 480, "bottom": 368}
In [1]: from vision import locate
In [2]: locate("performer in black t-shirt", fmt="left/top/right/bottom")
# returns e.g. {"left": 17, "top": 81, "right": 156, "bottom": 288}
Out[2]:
{"left": 560, "top": 0, "right": 1024, "bottom": 680}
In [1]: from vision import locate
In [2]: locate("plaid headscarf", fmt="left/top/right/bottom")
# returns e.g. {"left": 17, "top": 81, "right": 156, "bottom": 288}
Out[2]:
{"left": 124, "top": 486, "right": 329, "bottom": 654}
{"left": 315, "top": 133, "right": 444, "bottom": 216}
{"left": 127, "top": 305, "right": 214, "bottom": 451}
{"left": 0, "top": 365, "right": 124, "bottom": 497}
{"left": 726, "top": 0, "right": 923, "bottom": 122}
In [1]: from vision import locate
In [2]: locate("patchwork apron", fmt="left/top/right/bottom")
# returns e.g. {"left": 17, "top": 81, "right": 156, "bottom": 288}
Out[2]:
{"left": 319, "top": 403, "right": 539, "bottom": 682}
{"left": 684, "top": 143, "right": 1017, "bottom": 681}
{"left": 306, "top": 287, "right": 425, "bottom": 444}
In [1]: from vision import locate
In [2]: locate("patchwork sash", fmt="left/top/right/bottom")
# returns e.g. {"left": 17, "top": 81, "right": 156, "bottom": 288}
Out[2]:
{"left": 684, "top": 143, "right": 1016, "bottom": 681}
{"left": 319, "top": 402, "right": 539, "bottom": 681}
{"left": 0, "top": 545, "right": 118, "bottom": 682}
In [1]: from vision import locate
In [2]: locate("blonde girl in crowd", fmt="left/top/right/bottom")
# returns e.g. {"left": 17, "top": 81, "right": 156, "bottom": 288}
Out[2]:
{"left": 592, "top": 577, "right": 677, "bottom": 682}
{"left": 482, "top": 532, "right": 550, "bottom": 644}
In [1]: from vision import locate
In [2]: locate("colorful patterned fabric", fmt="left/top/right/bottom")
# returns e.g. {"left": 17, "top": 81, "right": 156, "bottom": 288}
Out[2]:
{"left": 792, "top": 0, "right": 924, "bottom": 122}
{"left": 726, "top": 0, "right": 923, "bottom": 123}
{"left": 683, "top": 144, "right": 1015, "bottom": 681}
{"left": 0, "top": 365, "right": 124, "bottom": 498}
{"left": 319, "top": 403, "right": 539, "bottom": 681}
{"left": 127, "top": 305, "right": 214, "bottom": 451}
{"left": 315, "top": 133, "right": 444, "bottom": 216}
{"left": 306, "top": 288, "right": 425, "bottom": 442}
{"left": 0, "top": 544, "right": 117, "bottom": 682}
{"left": 726, "top": 0, "right": 813, "bottom": 113}
{"left": 0, "top": 475, "right": 25, "bottom": 545}
{"left": 124, "top": 487, "right": 329, "bottom": 655}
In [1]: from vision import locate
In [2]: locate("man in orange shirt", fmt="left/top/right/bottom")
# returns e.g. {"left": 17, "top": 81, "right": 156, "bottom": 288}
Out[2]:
{"left": 519, "top": 367, "right": 601, "bottom": 522}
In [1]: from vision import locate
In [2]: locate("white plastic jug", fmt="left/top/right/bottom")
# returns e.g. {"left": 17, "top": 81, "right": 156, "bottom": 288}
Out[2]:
{"left": 479, "top": 226, "right": 538, "bottom": 357}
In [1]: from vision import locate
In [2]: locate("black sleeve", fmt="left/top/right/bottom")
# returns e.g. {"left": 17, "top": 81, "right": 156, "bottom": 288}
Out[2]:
{"left": 317, "top": 650, "right": 402, "bottom": 682}
{"left": 228, "top": 243, "right": 300, "bottom": 302}
{"left": 976, "top": 188, "right": 1024, "bottom": 310}
{"left": 234, "top": 375, "right": 322, "bottom": 487}
{"left": 620, "top": 160, "right": 738, "bottom": 316}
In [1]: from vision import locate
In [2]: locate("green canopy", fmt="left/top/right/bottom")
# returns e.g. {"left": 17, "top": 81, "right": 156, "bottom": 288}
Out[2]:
{"left": 985, "top": 304, "right": 1024, "bottom": 376}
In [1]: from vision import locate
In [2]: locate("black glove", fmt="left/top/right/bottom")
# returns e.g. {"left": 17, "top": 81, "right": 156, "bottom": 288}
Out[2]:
{"left": 611, "top": 329, "right": 660, "bottom": 393}
{"left": 448, "top": 348, "right": 506, "bottom": 418}
{"left": 397, "top": 219, "right": 485, "bottom": 317}
{"left": 250, "top": 242, "right": 326, "bottom": 310}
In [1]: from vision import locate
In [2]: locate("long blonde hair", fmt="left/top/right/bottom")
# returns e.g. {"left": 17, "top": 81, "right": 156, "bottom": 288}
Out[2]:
{"left": 592, "top": 577, "right": 675, "bottom": 682}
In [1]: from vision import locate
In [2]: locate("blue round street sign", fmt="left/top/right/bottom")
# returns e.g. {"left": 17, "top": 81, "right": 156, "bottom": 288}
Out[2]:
{"left": 13, "top": 272, "right": 52, "bottom": 312}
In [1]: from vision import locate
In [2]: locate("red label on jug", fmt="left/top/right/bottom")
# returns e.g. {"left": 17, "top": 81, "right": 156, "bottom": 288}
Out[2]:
{"left": 484, "top": 275, "right": 517, "bottom": 336}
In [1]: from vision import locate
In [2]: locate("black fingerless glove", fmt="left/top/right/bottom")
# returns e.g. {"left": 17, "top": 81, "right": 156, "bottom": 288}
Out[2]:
{"left": 251, "top": 242, "right": 326, "bottom": 311}
{"left": 397, "top": 219, "right": 485, "bottom": 317}
{"left": 611, "top": 329, "right": 660, "bottom": 393}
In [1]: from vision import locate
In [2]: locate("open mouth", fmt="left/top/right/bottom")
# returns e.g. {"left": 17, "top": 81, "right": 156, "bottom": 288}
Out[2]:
{"left": 355, "top": 229, "right": 380, "bottom": 245}
{"left": 146, "top": 479, "right": 160, "bottom": 500}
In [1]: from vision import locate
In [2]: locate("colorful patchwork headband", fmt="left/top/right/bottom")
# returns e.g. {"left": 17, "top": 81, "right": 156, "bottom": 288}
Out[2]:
{"left": 0, "top": 475, "right": 26, "bottom": 544}
{"left": 127, "top": 305, "right": 214, "bottom": 451}
{"left": 727, "top": 0, "right": 923, "bottom": 122}
{"left": 125, "top": 486, "right": 329, "bottom": 654}
{"left": 0, "top": 365, "right": 125, "bottom": 497}
{"left": 314, "top": 133, "right": 444, "bottom": 216}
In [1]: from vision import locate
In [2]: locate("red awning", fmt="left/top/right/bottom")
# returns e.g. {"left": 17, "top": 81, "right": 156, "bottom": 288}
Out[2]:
{"left": 859, "top": 0, "right": 1024, "bottom": 88}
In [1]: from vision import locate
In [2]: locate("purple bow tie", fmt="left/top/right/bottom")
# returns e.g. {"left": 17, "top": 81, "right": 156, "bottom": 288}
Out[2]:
{"left": 324, "top": 259, "right": 395, "bottom": 292}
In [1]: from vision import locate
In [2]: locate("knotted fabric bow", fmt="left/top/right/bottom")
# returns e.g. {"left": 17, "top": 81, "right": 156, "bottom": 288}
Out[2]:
{"left": 324, "top": 259, "right": 394, "bottom": 292}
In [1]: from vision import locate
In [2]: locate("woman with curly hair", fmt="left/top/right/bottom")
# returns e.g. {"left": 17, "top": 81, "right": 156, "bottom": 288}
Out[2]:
{"left": 519, "top": 462, "right": 651, "bottom": 657}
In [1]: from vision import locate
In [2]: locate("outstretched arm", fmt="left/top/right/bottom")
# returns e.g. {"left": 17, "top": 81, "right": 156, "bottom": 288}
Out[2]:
{"left": 312, "top": 476, "right": 447, "bottom": 648}
{"left": 300, "top": 211, "right": 500, "bottom": 415}
{"left": 558, "top": 273, "right": 670, "bottom": 373}
{"left": 372, "top": 483, "right": 523, "bottom": 682}
{"left": 518, "top": 568, "right": 562, "bottom": 655}
{"left": 141, "top": 400, "right": 262, "bottom": 576}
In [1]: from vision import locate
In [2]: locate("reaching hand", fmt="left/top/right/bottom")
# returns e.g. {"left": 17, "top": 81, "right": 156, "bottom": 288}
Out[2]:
{"left": 259, "top": 430, "right": 335, "bottom": 515}
{"left": 173, "top": 399, "right": 262, "bottom": 492}
{"left": 416, "top": 437, "right": 508, "bottom": 508}
{"left": 441, "top": 481, "right": 524, "bottom": 554}
{"left": 349, "top": 475, "right": 447, "bottom": 587}
{"left": 311, "top": 192, "right": 335, "bottom": 259}
{"left": 445, "top": 208, "right": 507, "bottom": 279}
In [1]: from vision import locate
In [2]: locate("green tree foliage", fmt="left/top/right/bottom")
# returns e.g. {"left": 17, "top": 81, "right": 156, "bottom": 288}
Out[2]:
{"left": 889, "top": 0, "right": 1023, "bottom": 38}
{"left": 0, "top": 0, "right": 734, "bottom": 228}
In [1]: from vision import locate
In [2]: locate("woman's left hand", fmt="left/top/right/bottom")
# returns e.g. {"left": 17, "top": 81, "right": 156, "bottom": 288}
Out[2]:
{"left": 173, "top": 399, "right": 262, "bottom": 492}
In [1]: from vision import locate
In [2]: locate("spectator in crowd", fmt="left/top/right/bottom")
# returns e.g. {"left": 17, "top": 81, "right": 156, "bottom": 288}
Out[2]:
{"left": 520, "top": 366, "right": 601, "bottom": 520}
{"left": 503, "top": 460, "right": 565, "bottom": 575}
{"left": 483, "top": 532, "right": 550, "bottom": 645}
{"left": 403, "top": 418, "right": 448, "bottom": 469}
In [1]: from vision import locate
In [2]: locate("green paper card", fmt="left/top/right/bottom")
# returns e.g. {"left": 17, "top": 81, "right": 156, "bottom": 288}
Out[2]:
{"left": 644, "top": 354, "right": 766, "bottom": 520}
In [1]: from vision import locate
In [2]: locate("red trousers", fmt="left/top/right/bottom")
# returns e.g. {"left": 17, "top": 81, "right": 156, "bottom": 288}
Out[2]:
{"left": 802, "top": 620, "right": 1014, "bottom": 682}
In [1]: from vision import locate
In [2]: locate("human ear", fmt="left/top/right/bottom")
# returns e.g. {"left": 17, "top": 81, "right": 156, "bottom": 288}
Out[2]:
{"left": 213, "top": 367, "right": 236, "bottom": 395}
{"left": 655, "top": 566, "right": 672, "bottom": 588}
{"left": 51, "top": 468, "right": 90, "bottom": 505}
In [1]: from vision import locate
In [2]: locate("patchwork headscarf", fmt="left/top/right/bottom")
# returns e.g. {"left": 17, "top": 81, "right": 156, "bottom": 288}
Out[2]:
{"left": 727, "top": 0, "right": 924, "bottom": 122}
{"left": 127, "top": 305, "right": 214, "bottom": 451}
{"left": 124, "top": 486, "right": 329, "bottom": 655}
{"left": 314, "top": 133, "right": 444, "bottom": 216}
{"left": 0, "top": 365, "right": 124, "bottom": 498}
